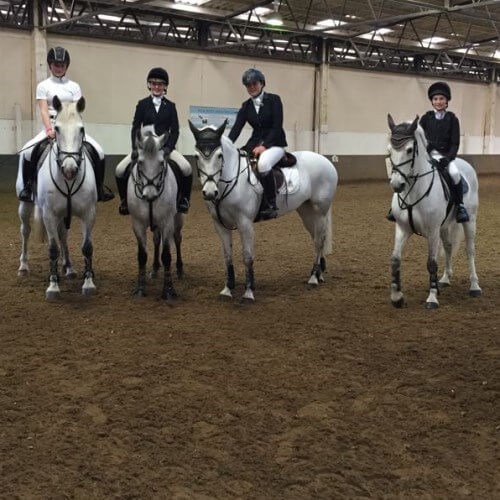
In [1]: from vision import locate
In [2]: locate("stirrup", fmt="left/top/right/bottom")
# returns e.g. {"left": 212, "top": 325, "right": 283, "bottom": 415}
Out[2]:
{"left": 260, "top": 207, "right": 278, "bottom": 220}
{"left": 98, "top": 185, "right": 115, "bottom": 202}
{"left": 177, "top": 198, "right": 190, "bottom": 214}
{"left": 19, "top": 188, "right": 33, "bottom": 202}
{"left": 118, "top": 200, "right": 129, "bottom": 216}
{"left": 456, "top": 206, "right": 469, "bottom": 223}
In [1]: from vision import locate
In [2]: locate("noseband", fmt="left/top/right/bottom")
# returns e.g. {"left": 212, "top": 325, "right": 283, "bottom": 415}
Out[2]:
{"left": 389, "top": 136, "right": 418, "bottom": 183}
{"left": 132, "top": 161, "right": 167, "bottom": 201}
{"left": 55, "top": 129, "right": 85, "bottom": 171}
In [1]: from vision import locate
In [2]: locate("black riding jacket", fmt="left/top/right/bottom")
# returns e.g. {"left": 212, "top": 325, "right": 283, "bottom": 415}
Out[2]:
{"left": 228, "top": 92, "right": 287, "bottom": 151}
{"left": 419, "top": 110, "right": 460, "bottom": 160}
{"left": 131, "top": 96, "right": 179, "bottom": 153}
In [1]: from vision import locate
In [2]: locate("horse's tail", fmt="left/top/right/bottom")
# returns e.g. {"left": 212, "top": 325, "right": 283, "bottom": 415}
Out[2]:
{"left": 33, "top": 204, "right": 46, "bottom": 243}
{"left": 323, "top": 205, "right": 333, "bottom": 256}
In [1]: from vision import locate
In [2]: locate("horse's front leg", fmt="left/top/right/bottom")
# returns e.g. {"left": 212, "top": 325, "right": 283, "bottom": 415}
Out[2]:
{"left": 213, "top": 220, "right": 235, "bottom": 299}
{"left": 151, "top": 227, "right": 161, "bottom": 279}
{"left": 390, "top": 223, "right": 411, "bottom": 308}
{"left": 18, "top": 201, "right": 34, "bottom": 276}
{"left": 161, "top": 226, "right": 177, "bottom": 302}
{"left": 239, "top": 218, "right": 255, "bottom": 302}
{"left": 438, "top": 226, "right": 453, "bottom": 287}
{"left": 132, "top": 222, "right": 148, "bottom": 297}
{"left": 425, "top": 229, "right": 440, "bottom": 309}
{"left": 174, "top": 214, "right": 185, "bottom": 279}
{"left": 59, "top": 222, "right": 77, "bottom": 279}
{"left": 82, "top": 223, "right": 96, "bottom": 295}
{"left": 44, "top": 217, "right": 61, "bottom": 300}
{"left": 463, "top": 218, "right": 481, "bottom": 297}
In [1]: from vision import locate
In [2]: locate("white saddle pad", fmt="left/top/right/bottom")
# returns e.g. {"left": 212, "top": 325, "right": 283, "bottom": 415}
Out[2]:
{"left": 278, "top": 167, "right": 300, "bottom": 195}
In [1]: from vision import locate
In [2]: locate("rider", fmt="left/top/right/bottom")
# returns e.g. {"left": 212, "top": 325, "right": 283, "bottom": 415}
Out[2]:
{"left": 18, "top": 46, "right": 113, "bottom": 203}
{"left": 387, "top": 81, "right": 469, "bottom": 223}
{"left": 228, "top": 68, "right": 287, "bottom": 220}
{"left": 115, "top": 67, "right": 192, "bottom": 215}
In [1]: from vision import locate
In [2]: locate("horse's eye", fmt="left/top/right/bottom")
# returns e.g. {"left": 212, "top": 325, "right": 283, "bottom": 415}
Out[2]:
{"left": 406, "top": 146, "right": 413, "bottom": 155}
{"left": 54, "top": 126, "right": 60, "bottom": 133}
{"left": 217, "top": 153, "right": 223, "bottom": 159}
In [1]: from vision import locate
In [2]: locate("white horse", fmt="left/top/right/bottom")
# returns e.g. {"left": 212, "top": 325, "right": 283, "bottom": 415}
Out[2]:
{"left": 17, "top": 96, "right": 98, "bottom": 300}
{"left": 126, "top": 126, "right": 184, "bottom": 300}
{"left": 189, "top": 120, "right": 338, "bottom": 302}
{"left": 387, "top": 114, "right": 481, "bottom": 309}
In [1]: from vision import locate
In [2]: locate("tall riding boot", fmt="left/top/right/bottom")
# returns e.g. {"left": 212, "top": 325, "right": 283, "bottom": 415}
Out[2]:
{"left": 116, "top": 174, "right": 129, "bottom": 215}
{"left": 93, "top": 158, "right": 114, "bottom": 202}
{"left": 19, "top": 158, "right": 36, "bottom": 202}
{"left": 177, "top": 174, "right": 193, "bottom": 214}
{"left": 260, "top": 171, "right": 278, "bottom": 220}
{"left": 451, "top": 180, "right": 469, "bottom": 223}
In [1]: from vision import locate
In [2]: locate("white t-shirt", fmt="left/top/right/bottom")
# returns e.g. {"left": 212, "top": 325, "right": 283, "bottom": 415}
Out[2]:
{"left": 36, "top": 76, "right": 82, "bottom": 117}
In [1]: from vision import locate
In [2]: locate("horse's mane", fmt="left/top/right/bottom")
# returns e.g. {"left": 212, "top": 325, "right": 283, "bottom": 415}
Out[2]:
{"left": 390, "top": 120, "right": 428, "bottom": 152}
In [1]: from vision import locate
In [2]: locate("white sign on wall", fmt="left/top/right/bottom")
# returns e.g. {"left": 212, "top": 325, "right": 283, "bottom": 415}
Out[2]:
{"left": 189, "top": 105, "right": 239, "bottom": 128}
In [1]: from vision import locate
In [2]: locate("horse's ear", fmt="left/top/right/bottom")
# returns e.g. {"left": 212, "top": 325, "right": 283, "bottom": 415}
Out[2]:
{"left": 188, "top": 120, "right": 200, "bottom": 141}
{"left": 410, "top": 115, "right": 419, "bottom": 132}
{"left": 53, "top": 95, "right": 62, "bottom": 113}
{"left": 387, "top": 113, "right": 396, "bottom": 132}
{"left": 216, "top": 119, "right": 228, "bottom": 137}
{"left": 159, "top": 132, "right": 169, "bottom": 149}
{"left": 76, "top": 96, "right": 85, "bottom": 113}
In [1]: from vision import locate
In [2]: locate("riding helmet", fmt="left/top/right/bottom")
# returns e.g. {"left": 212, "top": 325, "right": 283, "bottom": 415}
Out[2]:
{"left": 47, "top": 46, "right": 70, "bottom": 67}
{"left": 242, "top": 68, "right": 265, "bottom": 86}
{"left": 147, "top": 67, "right": 169, "bottom": 85}
{"left": 428, "top": 81, "right": 451, "bottom": 101}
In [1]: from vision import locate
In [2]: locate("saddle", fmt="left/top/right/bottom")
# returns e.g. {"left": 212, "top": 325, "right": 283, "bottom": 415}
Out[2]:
{"left": 432, "top": 158, "right": 469, "bottom": 199}
{"left": 31, "top": 138, "right": 50, "bottom": 170}
{"left": 246, "top": 151, "right": 297, "bottom": 192}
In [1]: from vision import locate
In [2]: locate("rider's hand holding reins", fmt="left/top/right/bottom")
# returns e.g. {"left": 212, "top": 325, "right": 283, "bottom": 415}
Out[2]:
{"left": 252, "top": 145, "right": 266, "bottom": 156}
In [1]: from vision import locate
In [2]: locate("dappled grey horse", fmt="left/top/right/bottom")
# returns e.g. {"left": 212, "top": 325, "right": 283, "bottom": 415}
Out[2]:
{"left": 387, "top": 114, "right": 481, "bottom": 309}
{"left": 189, "top": 120, "right": 338, "bottom": 302}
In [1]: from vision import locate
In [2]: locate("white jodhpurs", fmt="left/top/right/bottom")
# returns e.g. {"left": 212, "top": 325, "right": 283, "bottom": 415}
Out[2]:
{"left": 447, "top": 159, "right": 461, "bottom": 184}
{"left": 257, "top": 147, "right": 285, "bottom": 174}
{"left": 115, "top": 149, "right": 192, "bottom": 178}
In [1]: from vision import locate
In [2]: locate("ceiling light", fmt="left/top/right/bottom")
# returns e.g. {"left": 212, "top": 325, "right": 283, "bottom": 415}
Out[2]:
{"left": 174, "top": 0, "right": 211, "bottom": 5}
{"left": 315, "top": 18, "right": 345, "bottom": 28}
{"left": 266, "top": 0, "right": 283, "bottom": 26}
{"left": 422, "top": 36, "right": 447, "bottom": 45}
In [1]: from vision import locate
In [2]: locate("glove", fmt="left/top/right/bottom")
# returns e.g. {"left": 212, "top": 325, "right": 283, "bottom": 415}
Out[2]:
{"left": 131, "top": 149, "right": 138, "bottom": 162}
{"left": 163, "top": 147, "right": 172, "bottom": 157}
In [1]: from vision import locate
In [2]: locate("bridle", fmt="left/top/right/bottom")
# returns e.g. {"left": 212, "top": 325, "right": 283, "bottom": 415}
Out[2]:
{"left": 131, "top": 160, "right": 168, "bottom": 202}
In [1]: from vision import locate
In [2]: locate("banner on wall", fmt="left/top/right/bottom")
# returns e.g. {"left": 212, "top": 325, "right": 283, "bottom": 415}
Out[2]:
{"left": 189, "top": 105, "right": 239, "bottom": 128}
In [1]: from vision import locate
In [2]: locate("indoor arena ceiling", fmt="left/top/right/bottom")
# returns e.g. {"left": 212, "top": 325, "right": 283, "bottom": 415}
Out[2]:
{"left": 2, "top": 0, "right": 500, "bottom": 81}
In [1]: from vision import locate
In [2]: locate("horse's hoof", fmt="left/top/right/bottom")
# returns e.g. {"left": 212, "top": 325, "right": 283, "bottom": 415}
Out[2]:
{"left": 133, "top": 289, "right": 146, "bottom": 298}
{"left": 46, "top": 290, "right": 60, "bottom": 301}
{"left": 17, "top": 269, "right": 29, "bottom": 277}
{"left": 149, "top": 271, "right": 158, "bottom": 279}
{"left": 438, "top": 282, "right": 451, "bottom": 288}
{"left": 469, "top": 289, "right": 482, "bottom": 298}
{"left": 240, "top": 296, "right": 255, "bottom": 304}
{"left": 162, "top": 292, "right": 177, "bottom": 302}
{"left": 66, "top": 270, "right": 78, "bottom": 279}
{"left": 425, "top": 301, "right": 439, "bottom": 309}
{"left": 82, "top": 286, "right": 96, "bottom": 296}
{"left": 391, "top": 297, "right": 405, "bottom": 308}
{"left": 308, "top": 276, "right": 319, "bottom": 286}
{"left": 176, "top": 269, "right": 184, "bottom": 280}
{"left": 219, "top": 293, "right": 233, "bottom": 301}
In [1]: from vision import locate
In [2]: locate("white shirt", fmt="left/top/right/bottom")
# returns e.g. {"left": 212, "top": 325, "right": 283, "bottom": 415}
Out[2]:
{"left": 152, "top": 95, "right": 162, "bottom": 112}
{"left": 36, "top": 76, "right": 82, "bottom": 117}
{"left": 434, "top": 110, "right": 446, "bottom": 120}
{"left": 252, "top": 92, "right": 265, "bottom": 113}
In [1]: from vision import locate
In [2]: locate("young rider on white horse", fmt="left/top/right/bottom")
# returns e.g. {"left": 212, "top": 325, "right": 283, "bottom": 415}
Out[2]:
{"left": 228, "top": 68, "right": 287, "bottom": 220}
{"left": 387, "top": 81, "right": 469, "bottom": 223}
{"left": 18, "top": 46, "right": 113, "bottom": 203}
{"left": 115, "top": 67, "right": 192, "bottom": 215}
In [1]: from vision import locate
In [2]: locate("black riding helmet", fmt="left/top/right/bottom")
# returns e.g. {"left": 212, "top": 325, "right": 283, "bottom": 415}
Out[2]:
{"left": 428, "top": 81, "right": 451, "bottom": 101}
{"left": 242, "top": 68, "right": 265, "bottom": 86}
{"left": 147, "top": 67, "right": 169, "bottom": 85}
{"left": 47, "top": 46, "right": 70, "bottom": 67}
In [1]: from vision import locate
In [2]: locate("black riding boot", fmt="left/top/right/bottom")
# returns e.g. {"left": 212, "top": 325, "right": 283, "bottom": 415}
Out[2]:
{"left": 451, "top": 180, "right": 469, "bottom": 223}
{"left": 116, "top": 175, "right": 129, "bottom": 215}
{"left": 93, "top": 158, "right": 114, "bottom": 202}
{"left": 177, "top": 174, "right": 193, "bottom": 214}
{"left": 260, "top": 171, "right": 278, "bottom": 220}
{"left": 19, "top": 158, "right": 36, "bottom": 202}
{"left": 386, "top": 208, "right": 396, "bottom": 221}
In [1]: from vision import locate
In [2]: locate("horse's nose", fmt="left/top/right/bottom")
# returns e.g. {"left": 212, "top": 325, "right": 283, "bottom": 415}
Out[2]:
{"left": 203, "top": 190, "right": 217, "bottom": 201}
{"left": 392, "top": 183, "right": 405, "bottom": 193}
{"left": 62, "top": 166, "right": 78, "bottom": 180}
